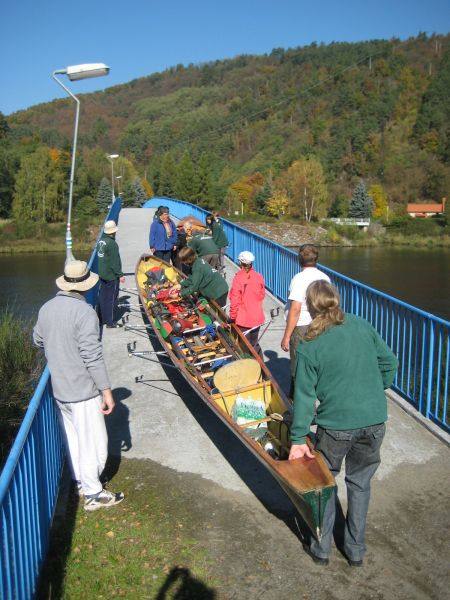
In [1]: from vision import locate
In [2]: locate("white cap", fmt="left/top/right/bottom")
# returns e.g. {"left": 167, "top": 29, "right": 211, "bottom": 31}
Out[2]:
{"left": 238, "top": 251, "right": 255, "bottom": 264}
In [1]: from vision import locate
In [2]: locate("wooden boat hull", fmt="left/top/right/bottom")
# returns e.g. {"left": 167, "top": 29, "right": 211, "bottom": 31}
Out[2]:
{"left": 135, "top": 254, "right": 335, "bottom": 539}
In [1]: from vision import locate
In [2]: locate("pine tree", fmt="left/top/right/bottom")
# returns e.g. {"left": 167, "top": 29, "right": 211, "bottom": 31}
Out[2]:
{"left": 159, "top": 152, "right": 177, "bottom": 198}
{"left": 96, "top": 177, "right": 112, "bottom": 214}
{"left": 133, "top": 176, "right": 147, "bottom": 206}
{"left": 349, "top": 180, "right": 373, "bottom": 219}
{"left": 328, "top": 196, "right": 349, "bottom": 218}
{"left": 254, "top": 180, "right": 272, "bottom": 214}
{"left": 175, "top": 150, "right": 195, "bottom": 202}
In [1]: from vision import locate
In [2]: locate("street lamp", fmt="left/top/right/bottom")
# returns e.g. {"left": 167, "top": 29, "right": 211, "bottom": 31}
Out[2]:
{"left": 107, "top": 154, "right": 119, "bottom": 204}
{"left": 52, "top": 63, "right": 110, "bottom": 262}
{"left": 115, "top": 175, "right": 122, "bottom": 196}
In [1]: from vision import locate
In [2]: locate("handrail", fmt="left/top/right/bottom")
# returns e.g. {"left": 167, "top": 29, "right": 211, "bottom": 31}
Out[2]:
{"left": 146, "top": 197, "right": 449, "bottom": 434}
{"left": 0, "top": 197, "right": 122, "bottom": 600}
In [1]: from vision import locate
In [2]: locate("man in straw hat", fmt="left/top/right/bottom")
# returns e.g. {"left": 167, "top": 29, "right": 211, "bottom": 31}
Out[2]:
{"left": 97, "top": 220, "right": 125, "bottom": 328}
{"left": 33, "top": 260, "right": 124, "bottom": 511}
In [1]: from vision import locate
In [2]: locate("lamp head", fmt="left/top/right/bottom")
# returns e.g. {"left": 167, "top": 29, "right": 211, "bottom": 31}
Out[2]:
{"left": 65, "top": 63, "right": 110, "bottom": 81}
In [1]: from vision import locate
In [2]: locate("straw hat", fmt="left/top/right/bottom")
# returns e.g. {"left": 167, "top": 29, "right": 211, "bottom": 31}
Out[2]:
{"left": 104, "top": 220, "right": 118, "bottom": 234}
{"left": 238, "top": 251, "right": 255, "bottom": 264}
{"left": 56, "top": 260, "right": 99, "bottom": 292}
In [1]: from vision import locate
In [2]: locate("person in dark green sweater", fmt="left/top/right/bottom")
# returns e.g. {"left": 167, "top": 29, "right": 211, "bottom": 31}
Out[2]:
{"left": 188, "top": 232, "right": 220, "bottom": 268}
{"left": 97, "top": 220, "right": 125, "bottom": 328}
{"left": 169, "top": 247, "right": 228, "bottom": 307}
{"left": 206, "top": 212, "right": 228, "bottom": 268}
{"left": 290, "top": 280, "right": 398, "bottom": 567}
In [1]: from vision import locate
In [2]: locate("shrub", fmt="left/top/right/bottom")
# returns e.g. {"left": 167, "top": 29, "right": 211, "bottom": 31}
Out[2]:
{"left": 0, "top": 308, "right": 43, "bottom": 466}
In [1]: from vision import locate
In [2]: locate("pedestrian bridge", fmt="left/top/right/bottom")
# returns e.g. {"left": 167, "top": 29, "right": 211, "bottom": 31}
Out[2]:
{"left": 1, "top": 198, "right": 449, "bottom": 599}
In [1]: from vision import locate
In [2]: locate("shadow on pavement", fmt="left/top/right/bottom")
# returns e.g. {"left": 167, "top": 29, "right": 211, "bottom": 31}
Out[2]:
{"left": 155, "top": 566, "right": 216, "bottom": 599}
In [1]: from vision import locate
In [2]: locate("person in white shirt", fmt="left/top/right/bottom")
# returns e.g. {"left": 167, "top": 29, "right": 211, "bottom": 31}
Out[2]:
{"left": 281, "top": 244, "right": 330, "bottom": 397}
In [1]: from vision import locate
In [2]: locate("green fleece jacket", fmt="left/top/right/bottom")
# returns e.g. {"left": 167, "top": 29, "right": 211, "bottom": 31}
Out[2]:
{"left": 291, "top": 314, "right": 398, "bottom": 444}
{"left": 188, "top": 234, "right": 219, "bottom": 257}
{"left": 180, "top": 258, "right": 228, "bottom": 300}
{"left": 97, "top": 233, "right": 123, "bottom": 281}
{"left": 211, "top": 221, "right": 228, "bottom": 249}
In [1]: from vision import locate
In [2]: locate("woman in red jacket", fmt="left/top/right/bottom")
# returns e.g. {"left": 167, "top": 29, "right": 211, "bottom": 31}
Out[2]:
{"left": 229, "top": 251, "right": 265, "bottom": 357}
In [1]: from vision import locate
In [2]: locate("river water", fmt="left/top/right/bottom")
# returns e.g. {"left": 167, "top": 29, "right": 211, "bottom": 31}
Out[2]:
{"left": 0, "top": 247, "right": 449, "bottom": 321}
{"left": 318, "top": 246, "right": 450, "bottom": 321}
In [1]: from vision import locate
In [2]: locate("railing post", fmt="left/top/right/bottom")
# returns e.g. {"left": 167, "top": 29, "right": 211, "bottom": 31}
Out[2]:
{"left": 425, "top": 319, "right": 435, "bottom": 420}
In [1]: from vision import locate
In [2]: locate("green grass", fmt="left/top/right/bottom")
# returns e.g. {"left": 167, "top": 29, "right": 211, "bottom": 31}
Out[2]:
{"left": 38, "top": 459, "right": 218, "bottom": 599}
{"left": 0, "top": 308, "right": 43, "bottom": 466}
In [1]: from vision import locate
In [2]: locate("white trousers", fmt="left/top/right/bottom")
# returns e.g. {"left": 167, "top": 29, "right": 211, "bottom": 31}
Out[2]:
{"left": 55, "top": 395, "right": 108, "bottom": 496}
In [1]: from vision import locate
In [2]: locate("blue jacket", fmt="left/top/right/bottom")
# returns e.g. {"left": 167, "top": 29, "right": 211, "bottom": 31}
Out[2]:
{"left": 149, "top": 218, "right": 177, "bottom": 251}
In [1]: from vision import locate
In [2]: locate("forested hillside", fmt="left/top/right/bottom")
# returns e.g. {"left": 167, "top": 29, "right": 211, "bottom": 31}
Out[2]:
{"left": 0, "top": 33, "right": 449, "bottom": 224}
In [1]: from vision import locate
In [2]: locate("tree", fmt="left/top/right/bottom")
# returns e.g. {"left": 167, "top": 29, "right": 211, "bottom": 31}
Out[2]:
{"left": 159, "top": 152, "right": 177, "bottom": 198}
{"left": 121, "top": 177, "right": 147, "bottom": 208}
{"left": 175, "top": 150, "right": 195, "bottom": 202}
{"left": 266, "top": 190, "right": 288, "bottom": 218}
{"left": 133, "top": 176, "right": 147, "bottom": 206}
{"left": 141, "top": 177, "right": 154, "bottom": 199}
{"left": 0, "top": 112, "right": 10, "bottom": 140}
{"left": 349, "top": 180, "right": 373, "bottom": 219}
{"left": 194, "top": 152, "right": 213, "bottom": 205}
{"left": 285, "top": 157, "right": 328, "bottom": 221}
{"left": 328, "top": 196, "right": 349, "bottom": 218}
{"left": 368, "top": 184, "right": 388, "bottom": 220}
{"left": 74, "top": 196, "right": 98, "bottom": 218}
{"left": 0, "top": 146, "right": 17, "bottom": 218}
{"left": 254, "top": 179, "right": 273, "bottom": 215}
{"left": 12, "top": 146, "right": 65, "bottom": 223}
{"left": 96, "top": 177, "right": 112, "bottom": 214}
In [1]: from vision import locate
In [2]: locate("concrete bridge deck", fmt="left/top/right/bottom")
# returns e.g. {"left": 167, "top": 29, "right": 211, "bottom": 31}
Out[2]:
{"left": 102, "top": 207, "right": 449, "bottom": 600}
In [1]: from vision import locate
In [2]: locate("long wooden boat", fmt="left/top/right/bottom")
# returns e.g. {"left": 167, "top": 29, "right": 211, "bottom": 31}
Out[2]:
{"left": 135, "top": 254, "right": 335, "bottom": 540}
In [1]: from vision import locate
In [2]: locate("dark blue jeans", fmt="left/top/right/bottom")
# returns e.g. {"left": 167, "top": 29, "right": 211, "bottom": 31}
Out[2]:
{"left": 153, "top": 250, "right": 172, "bottom": 263}
{"left": 98, "top": 278, "right": 120, "bottom": 326}
{"left": 310, "top": 423, "right": 385, "bottom": 561}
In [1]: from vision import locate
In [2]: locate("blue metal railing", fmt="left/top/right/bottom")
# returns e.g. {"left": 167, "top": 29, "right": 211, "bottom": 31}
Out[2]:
{"left": 147, "top": 197, "right": 449, "bottom": 433}
{"left": 0, "top": 198, "right": 122, "bottom": 600}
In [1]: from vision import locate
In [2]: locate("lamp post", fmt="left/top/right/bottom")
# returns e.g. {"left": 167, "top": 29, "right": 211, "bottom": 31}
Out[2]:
{"left": 52, "top": 63, "right": 110, "bottom": 263}
{"left": 115, "top": 175, "right": 122, "bottom": 196}
{"left": 107, "top": 154, "right": 119, "bottom": 204}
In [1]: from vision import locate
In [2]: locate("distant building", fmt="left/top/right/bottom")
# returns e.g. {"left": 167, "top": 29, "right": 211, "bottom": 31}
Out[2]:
{"left": 407, "top": 198, "right": 446, "bottom": 218}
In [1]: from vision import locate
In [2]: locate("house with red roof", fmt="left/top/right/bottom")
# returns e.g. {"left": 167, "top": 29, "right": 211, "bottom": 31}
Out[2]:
{"left": 407, "top": 198, "right": 446, "bottom": 218}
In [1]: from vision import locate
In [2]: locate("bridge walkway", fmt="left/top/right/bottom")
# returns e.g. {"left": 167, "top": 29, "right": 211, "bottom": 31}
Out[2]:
{"left": 99, "top": 207, "right": 449, "bottom": 599}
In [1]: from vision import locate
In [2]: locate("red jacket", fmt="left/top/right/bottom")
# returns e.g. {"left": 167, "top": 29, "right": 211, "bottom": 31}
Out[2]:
{"left": 229, "top": 268, "right": 265, "bottom": 328}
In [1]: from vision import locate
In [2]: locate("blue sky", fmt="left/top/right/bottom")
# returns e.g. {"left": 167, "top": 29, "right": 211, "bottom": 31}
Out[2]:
{"left": 0, "top": 0, "right": 449, "bottom": 115}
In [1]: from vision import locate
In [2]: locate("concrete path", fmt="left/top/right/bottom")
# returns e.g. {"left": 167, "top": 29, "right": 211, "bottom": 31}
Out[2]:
{"left": 102, "top": 207, "right": 450, "bottom": 600}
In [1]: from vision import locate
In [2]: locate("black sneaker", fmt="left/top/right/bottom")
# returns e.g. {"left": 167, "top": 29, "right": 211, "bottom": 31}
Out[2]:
{"left": 302, "top": 543, "right": 329, "bottom": 566}
{"left": 105, "top": 323, "right": 123, "bottom": 328}
{"left": 347, "top": 558, "right": 364, "bottom": 567}
{"left": 84, "top": 489, "right": 124, "bottom": 511}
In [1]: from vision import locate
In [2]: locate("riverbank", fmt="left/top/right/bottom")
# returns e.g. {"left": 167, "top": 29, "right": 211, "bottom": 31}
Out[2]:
{"left": 236, "top": 222, "right": 450, "bottom": 248}
{"left": 0, "top": 219, "right": 101, "bottom": 254}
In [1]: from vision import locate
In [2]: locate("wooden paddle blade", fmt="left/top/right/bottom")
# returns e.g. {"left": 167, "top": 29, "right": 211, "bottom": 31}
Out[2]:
{"left": 213, "top": 358, "right": 261, "bottom": 393}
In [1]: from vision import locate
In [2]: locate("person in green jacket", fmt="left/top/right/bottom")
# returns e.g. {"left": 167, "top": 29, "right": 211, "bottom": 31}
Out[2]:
{"left": 97, "top": 220, "right": 125, "bottom": 328}
{"left": 169, "top": 247, "right": 228, "bottom": 307}
{"left": 290, "top": 280, "right": 398, "bottom": 568}
{"left": 188, "top": 231, "right": 220, "bottom": 268}
{"left": 206, "top": 212, "right": 228, "bottom": 268}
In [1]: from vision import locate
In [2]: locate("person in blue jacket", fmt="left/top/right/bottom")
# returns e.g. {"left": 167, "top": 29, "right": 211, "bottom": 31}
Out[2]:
{"left": 149, "top": 206, "right": 177, "bottom": 263}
